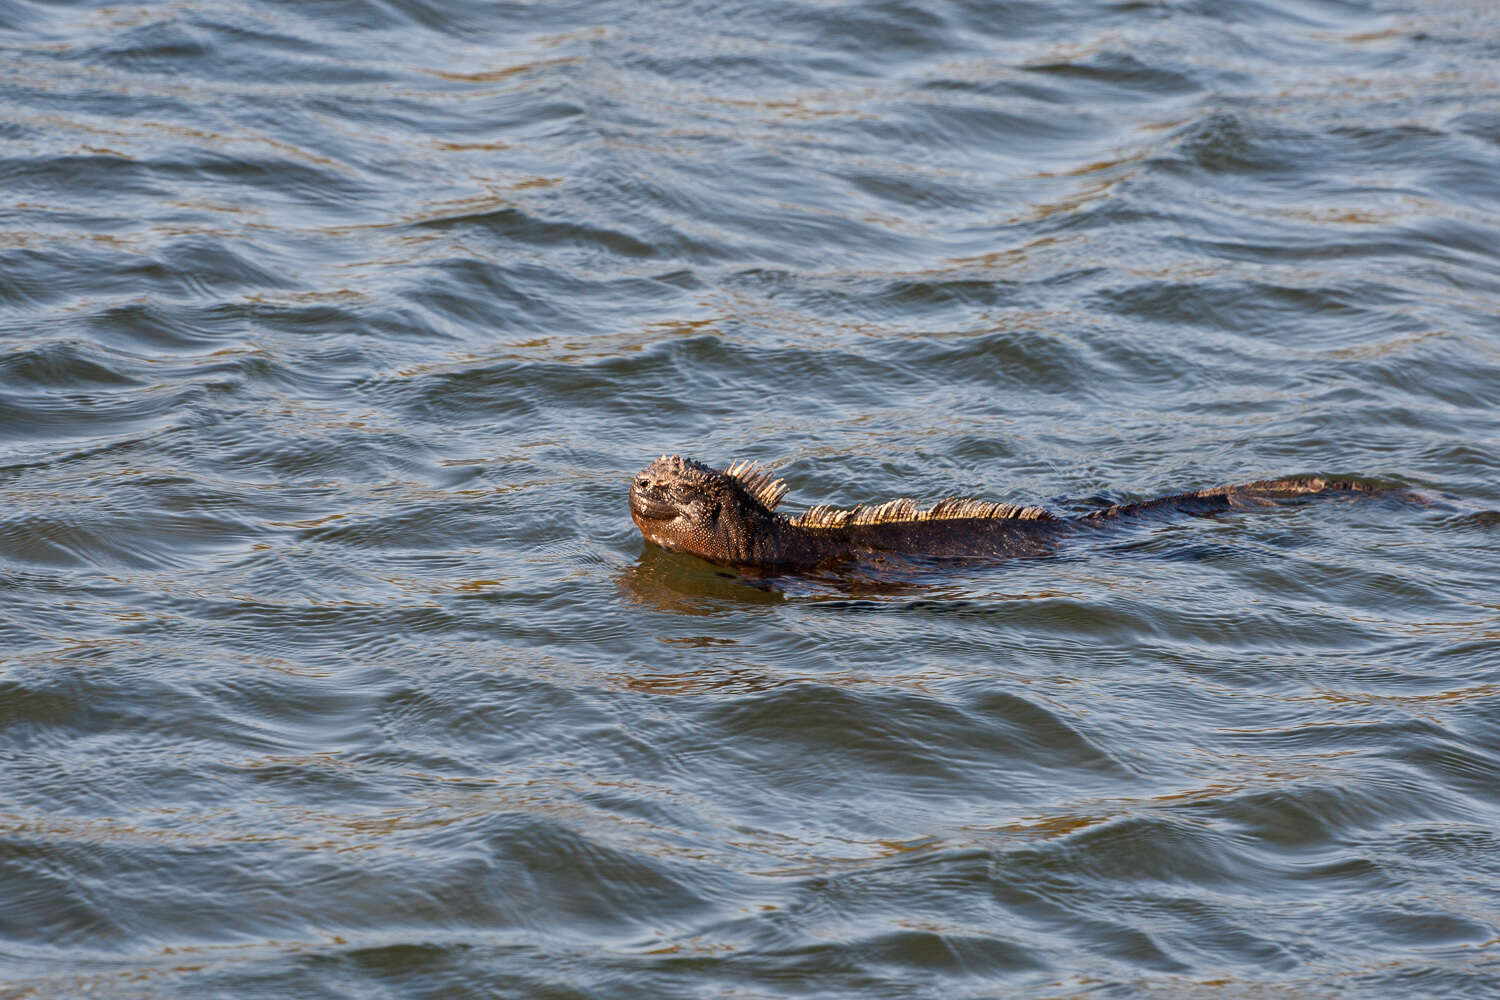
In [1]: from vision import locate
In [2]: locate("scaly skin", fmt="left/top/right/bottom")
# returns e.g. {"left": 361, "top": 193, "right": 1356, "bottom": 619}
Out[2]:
{"left": 629, "top": 454, "right": 1375, "bottom": 572}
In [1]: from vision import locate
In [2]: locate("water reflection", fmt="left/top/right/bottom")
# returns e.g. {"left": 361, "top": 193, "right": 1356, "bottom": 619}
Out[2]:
{"left": 615, "top": 546, "right": 787, "bottom": 613}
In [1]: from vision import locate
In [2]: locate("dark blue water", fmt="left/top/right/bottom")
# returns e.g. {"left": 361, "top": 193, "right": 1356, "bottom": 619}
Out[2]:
{"left": 3, "top": 0, "right": 1499, "bottom": 996}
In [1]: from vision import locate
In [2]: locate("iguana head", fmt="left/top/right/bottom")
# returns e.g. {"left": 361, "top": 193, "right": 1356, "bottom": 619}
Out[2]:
{"left": 629, "top": 455, "right": 788, "bottom": 564}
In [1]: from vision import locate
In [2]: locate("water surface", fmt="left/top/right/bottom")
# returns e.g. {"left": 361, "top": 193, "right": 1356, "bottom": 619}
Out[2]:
{"left": 3, "top": 0, "right": 1500, "bottom": 996}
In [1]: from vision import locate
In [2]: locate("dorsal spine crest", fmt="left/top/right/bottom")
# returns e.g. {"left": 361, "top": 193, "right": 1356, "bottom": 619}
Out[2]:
{"left": 791, "top": 495, "right": 1054, "bottom": 528}
{"left": 723, "top": 459, "right": 790, "bottom": 511}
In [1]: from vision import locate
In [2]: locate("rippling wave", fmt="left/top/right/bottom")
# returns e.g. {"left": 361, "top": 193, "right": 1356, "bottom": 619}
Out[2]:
{"left": 2, "top": 0, "right": 1499, "bottom": 996}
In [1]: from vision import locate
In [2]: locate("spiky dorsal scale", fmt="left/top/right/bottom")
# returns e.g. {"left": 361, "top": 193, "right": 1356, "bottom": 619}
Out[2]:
{"left": 792, "top": 494, "right": 1054, "bottom": 529}
{"left": 723, "top": 459, "right": 789, "bottom": 512}
{"left": 922, "top": 497, "right": 1053, "bottom": 521}
{"left": 713, "top": 456, "right": 1057, "bottom": 528}
{"left": 853, "top": 498, "right": 919, "bottom": 525}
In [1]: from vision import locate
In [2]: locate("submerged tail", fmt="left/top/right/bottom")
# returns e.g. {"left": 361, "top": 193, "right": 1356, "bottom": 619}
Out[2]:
{"left": 1079, "top": 476, "right": 1378, "bottom": 524}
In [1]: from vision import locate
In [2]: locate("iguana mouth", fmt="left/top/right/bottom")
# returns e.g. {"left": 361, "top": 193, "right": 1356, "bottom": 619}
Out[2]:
{"left": 629, "top": 490, "right": 678, "bottom": 521}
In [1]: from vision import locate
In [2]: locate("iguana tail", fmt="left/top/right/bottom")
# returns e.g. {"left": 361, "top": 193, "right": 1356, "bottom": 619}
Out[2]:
{"left": 1080, "top": 476, "right": 1376, "bottom": 523}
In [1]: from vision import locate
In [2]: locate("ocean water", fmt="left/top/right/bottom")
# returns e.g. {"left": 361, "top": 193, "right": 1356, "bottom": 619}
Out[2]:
{"left": 2, "top": 0, "right": 1499, "bottom": 996}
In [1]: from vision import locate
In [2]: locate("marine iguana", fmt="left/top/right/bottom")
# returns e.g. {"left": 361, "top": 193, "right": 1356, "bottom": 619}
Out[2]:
{"left": 629, "top": 454, "right": 1377, "bottom": 572}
